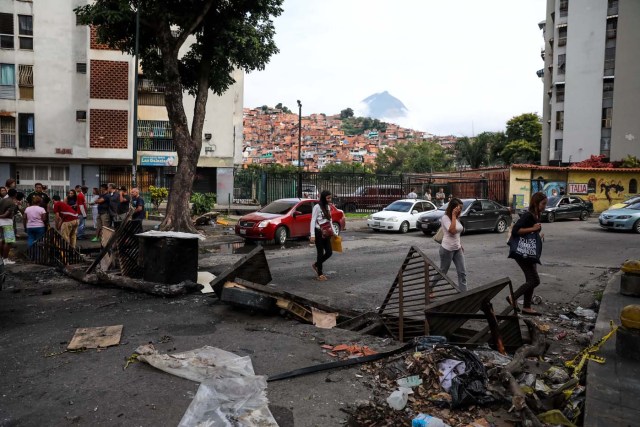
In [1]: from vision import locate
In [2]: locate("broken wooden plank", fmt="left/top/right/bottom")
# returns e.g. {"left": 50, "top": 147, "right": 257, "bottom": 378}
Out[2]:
{"left": 209, "top": 246, "right": 272, "bottom": 298}
{"left": 276, "top": 298, "right": 313, "bottom": 323}
{"left": 67, "top": 325, "right": 123, "bottom": 350}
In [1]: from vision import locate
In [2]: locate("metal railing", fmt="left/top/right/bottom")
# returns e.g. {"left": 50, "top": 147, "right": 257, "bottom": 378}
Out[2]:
{"left": 136, "top": 137, "right": 175, "bottom": 152}
{"left": 1, "top": 134, "right": 15, "bottom": 148}
{"left": 138, "top": 79, "right": 165, "bottom": 92}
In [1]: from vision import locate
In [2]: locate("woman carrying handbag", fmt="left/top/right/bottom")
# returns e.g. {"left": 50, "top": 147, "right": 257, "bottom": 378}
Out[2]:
{"left": 508, "top": 191, "right": 547, "bottom": 315}
{"left": 310, "top": 190, "right": 334, "bottom": 281}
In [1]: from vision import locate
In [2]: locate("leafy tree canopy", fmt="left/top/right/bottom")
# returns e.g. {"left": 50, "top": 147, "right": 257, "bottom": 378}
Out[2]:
{"left": 341, "top": 116, "right": 387, "bottom": 135}
{"left": 501, "top": 139, "right": 540, "bottom": 164}
{"left": 275, "top": 102, "right": 292, "bottom": 113}
{"left": 375, "top": 140, "right": 452, "bottom": 174}
{"left": 321, "top": 162, "right": 373, "bottom": 174}
{"left": 340, "top": 108, "right": 354, "bottom": 119}
{"left": 505, "top": 113, "right": 542, "bottom": 148}
{"left": 455, "top": 136, "right": 488, "bottom": 169}
{"left": 476, "top": 131, "right": 507, "bottom": 165}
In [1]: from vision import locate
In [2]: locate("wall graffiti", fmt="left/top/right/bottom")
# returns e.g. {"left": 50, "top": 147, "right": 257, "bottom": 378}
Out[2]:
{"left": 598, "top": 179, "right": 625, "bottom": 204}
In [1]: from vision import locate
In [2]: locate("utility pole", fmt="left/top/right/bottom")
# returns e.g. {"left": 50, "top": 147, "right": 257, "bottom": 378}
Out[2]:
{"left": 297, "top": 100, "right": 302, "bottom": 197}
{"left": 131, "top": 4, "right": 140, "bottom": 188}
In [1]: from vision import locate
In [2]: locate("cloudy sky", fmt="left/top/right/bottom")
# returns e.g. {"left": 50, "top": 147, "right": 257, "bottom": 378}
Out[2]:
{"left": 244, "top": 0, "right": 547, "bottom": 136}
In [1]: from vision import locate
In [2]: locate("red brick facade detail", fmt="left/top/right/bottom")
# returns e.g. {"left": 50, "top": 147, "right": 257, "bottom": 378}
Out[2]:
{"left": 90, "top": 60, "right": 129, "bottom": 100}
{"left": 90, "top": 26, "right": 113, "bottom": 50}
{"left": 89, "top": 109, "right": 129, "bottom": 149}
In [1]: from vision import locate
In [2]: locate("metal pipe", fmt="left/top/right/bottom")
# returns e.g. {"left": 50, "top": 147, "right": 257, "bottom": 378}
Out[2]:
{"left": 131, "top": 4, "right": 140, "bottom": 188}
{"left": 297, "top": 100, "right": 302, "bottom": 197}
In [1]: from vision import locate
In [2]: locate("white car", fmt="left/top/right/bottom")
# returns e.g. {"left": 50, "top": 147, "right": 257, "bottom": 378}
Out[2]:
{"left": 367, "top": 199, "right": 437, "bottom": 233}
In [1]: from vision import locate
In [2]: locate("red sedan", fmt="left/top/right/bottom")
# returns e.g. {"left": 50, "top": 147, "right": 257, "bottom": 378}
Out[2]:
{"left": 235, "top": 198, "right": 346, "bottom": 244}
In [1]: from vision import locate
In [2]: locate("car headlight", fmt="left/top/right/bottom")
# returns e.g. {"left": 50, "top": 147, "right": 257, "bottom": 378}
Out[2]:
{"left": 257, "top": 220, "right": 270, "bottom": 228}
{"left": 617, "top": 215, "right": 631, "bottom": 219}
{"left": 388, "top": 217, "right": 398, "bottom": 222}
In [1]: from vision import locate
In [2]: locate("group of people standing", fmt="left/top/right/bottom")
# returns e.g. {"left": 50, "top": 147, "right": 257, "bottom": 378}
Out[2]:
{"left": 0, "top": 179, "right": 145, "bottom": 264}
{"left": 310, "top": 187, "right": 548, "bottom": 316}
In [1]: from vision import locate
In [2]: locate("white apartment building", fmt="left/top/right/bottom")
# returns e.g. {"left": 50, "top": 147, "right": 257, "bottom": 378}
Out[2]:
{"left": 539, "top": 0, "right": 640, "bottom": 165}
{"left": 0, "top": 0, "right": 243, "bottom": 201}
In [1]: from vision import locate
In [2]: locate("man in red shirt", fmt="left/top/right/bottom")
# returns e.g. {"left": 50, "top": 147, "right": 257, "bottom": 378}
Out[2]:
{"left": 74, "top": 185, "right": 88, "bottom": 240}
{"left": 53, "top": 195, "right": 79, "bottom": 248}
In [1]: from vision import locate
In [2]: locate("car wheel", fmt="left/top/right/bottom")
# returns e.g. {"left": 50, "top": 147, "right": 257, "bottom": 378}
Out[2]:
{"left": 495, "top": 218, "right": 508, "bottom": 233}
{"left": 332, "top": 222, "right": 340, "bottom": 236}
{"left": 547, "top": 212, "right": 555, "bottom": 223}
{"left": 579, "top": 210, "right": 589, "bottom": 221}
{"left": 274, "top": 226, "right": 288, "bottom": 245}
{"left": 344, "top": 203, "right": 357, "bottom": 213}
{"left": 399, "top": 221, "right": 409, "bottom": 234}
{"left": 634, "top": 219, "right": 640, "bottom": 234}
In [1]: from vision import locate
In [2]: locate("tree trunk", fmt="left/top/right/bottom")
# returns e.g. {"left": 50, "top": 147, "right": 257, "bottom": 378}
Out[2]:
{"left": 157, "top": 33, "right": 200, "bottom": 233}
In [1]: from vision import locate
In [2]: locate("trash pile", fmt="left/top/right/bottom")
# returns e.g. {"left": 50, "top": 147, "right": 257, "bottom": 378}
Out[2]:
{"left": 346, "top": 318, "right": 609, "bottom": 427}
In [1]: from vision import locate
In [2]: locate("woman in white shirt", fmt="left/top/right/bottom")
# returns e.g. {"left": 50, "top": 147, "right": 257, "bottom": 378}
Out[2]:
{"left": 309, "top": 190, "right": 333, "bottom": 281}
{"left": 439, "top": 198, "right": 467, "bottom": 291}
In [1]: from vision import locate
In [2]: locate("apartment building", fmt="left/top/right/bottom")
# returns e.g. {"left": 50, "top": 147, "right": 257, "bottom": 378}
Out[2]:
{"left": 539, "top": 0, "right": 640, "bottom": 165}
{"left": 0, "top": 0, "right": 243, "bottom": 201}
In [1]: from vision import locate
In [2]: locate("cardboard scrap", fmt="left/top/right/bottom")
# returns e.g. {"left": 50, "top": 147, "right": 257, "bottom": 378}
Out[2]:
{"left": 311, "top": 307, "right": 338, "bottom": 329}
{"left": 67, "top": 325, "right": 123, "bottom": 350}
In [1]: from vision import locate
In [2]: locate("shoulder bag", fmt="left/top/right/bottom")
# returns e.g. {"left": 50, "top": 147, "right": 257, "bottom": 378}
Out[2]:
{"left": 433, "top": 226, "right": 444, "bottom": 244}
{"left": 508, "top": 232, "right": 542, "bottom": 263}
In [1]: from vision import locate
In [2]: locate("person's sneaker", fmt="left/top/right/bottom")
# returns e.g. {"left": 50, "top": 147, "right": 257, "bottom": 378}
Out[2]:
{"left": 91, "top": 237, "right": 99, "bottom": 242}
{"left": 3, "top": 259, "right": 15, "bottom": 265}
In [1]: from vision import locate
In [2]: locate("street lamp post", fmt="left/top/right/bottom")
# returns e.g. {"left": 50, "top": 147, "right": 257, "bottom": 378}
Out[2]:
{"left": 131, "top": 5, "right": 140, "bottom": 188}
{"left": 297, "top": 100, "right": 302, "bottom": 198}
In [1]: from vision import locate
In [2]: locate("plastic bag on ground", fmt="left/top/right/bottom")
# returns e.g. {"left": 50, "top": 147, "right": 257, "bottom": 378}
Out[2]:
{"left": 386, "top": 387, "right": 413, "bottom": 410}
{"left": 437, "top": 359, "right": 466, "bottom": 392}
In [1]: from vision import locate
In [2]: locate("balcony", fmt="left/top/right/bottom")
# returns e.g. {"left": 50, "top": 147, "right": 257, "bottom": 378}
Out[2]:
{"left": 137, "top": 137, "right": 175, "bottom": 152}
{"left": 138, "top": 79, "right": 165, "bottom": 93}
{"left": 0, "top": 134, "right": 15, "bottom": 148}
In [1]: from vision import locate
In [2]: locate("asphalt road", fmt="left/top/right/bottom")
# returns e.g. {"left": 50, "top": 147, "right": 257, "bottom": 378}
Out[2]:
{"left": 0, "top": 216, "right": 636, "bottom": 427}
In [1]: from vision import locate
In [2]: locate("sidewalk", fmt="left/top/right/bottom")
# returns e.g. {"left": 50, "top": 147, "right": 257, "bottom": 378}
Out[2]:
{"left": 585, "top": 272, "right": 640, "bottom": 426}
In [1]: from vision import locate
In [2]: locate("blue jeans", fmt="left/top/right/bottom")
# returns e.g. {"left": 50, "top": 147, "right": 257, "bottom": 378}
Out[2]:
{"left": 27, "top": 227, "right": 46, "bottom": 248}
{"left": 439, "top": 246, "right": 467, "bottom": 291}
{"left": 77, "top": 216, "right": 86, "bottom": 238}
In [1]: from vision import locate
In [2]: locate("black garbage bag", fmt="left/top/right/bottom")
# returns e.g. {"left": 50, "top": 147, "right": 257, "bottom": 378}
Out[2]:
{"left": 436, "top": 345, "right": 500, "bottom": 409}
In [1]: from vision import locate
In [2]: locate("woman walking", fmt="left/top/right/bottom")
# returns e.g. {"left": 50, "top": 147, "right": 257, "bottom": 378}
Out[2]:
{"left": 89, "top": 187, "right": 100, "bottom": 230}
{"left": 23, "top": 195, "right": 47, "bottom": 248}
{"left": 509, "top": 191, "right": 547, "bottom": 315}
{"left": 439, "top": 198, "right": 467, "bottom": 291}
{"left": 310, "top": 190, "right": 334, "bottom": 281}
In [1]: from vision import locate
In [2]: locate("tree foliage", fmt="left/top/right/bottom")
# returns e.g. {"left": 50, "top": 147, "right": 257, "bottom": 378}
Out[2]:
{"left": 321, "top": 162, "right": 373, "bottom": 174}
{"left": 275, "top": 102, "right": 292, "bottom": 114}
{"left": 340, "top": 108, "right": 354, "bottom": 119}
{"left": 375, "top": 140, "right": 452, "bottom": 174}
{"left": 455, "top": 136, "right": 488, "bottom": 169}
{"left": 505, "top": 113, "right": 542, "bottom": 149}
{"left": 75, "top": 0, "right": 283, "bottom": 232}
{"left": 619, "top": 155, "right": 640, "bottom": 168}
{"left": 501, "top": 139, "right": 540, "bottom": 164}
{"left": 476, "top": 131, "right": 507, "bottom": 165}
{"left": 341, "top": 116, "right": 387, "bottom": 135}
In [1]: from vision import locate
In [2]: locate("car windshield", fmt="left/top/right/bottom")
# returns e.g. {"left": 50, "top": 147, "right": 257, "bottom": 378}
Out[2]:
{"left": 547, "top": 196, "right": 561, "bottom": 206}
{"left": 385, "top": 201, "right": 414, "bottom": 212}
{"left": 259, "top": 200, "right": 297, "bottom": 215}
{"left": 624, "top": 197, "right": 640, "bottom": 204}
{"left": 627, "top": 202, "right": 640, "bottom": 210}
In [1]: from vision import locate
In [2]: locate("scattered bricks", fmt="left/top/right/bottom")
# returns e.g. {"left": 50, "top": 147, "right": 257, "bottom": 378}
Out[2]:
{"left": 89, "top": 109, "right": 128, "bottom": 149}
{"left": 90, "top": 60, "right": 129, "bottom": 100}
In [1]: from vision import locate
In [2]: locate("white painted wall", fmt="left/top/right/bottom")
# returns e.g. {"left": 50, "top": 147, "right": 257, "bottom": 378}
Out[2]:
{"left": 562, "top": 0, "right": 607, "bottom": 163}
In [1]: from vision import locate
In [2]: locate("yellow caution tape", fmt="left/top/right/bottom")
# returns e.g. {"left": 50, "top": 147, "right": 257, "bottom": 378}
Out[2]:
{"left": 565, "top": 321, "right": 617, "bottom": 378}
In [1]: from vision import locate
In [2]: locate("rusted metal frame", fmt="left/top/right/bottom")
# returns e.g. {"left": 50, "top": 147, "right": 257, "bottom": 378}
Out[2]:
{"left": 425, "top": 311, "right": 519, "bottom": 321}
{"left": 481, "top": 300, "right": 506, "bottom": 354}
{"left": 86, "top": 210, "right": 134, "bottom": 274}
{"left": 398, "top": 270, "right": 404, "bottom": 341}
{"left": 378, "top": 247, "right": 420, "bottom": 313}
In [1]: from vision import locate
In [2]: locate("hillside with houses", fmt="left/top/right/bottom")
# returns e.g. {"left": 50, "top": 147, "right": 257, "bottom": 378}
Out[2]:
{"left": 242, "top": 107, "right": 457, "bottom": 171}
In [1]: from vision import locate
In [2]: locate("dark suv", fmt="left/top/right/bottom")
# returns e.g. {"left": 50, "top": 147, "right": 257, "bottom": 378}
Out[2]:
{"left": 417, "top": 198, "right": 512, "bottom": 235}
{"left": 333, "top": 185, "right": 405, "bottom": 213}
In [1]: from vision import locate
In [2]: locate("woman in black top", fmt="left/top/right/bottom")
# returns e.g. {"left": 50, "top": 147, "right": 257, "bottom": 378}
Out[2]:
{"left": 66, "top": 189, "right": 77, "bottom": 210}
{"left": 509, "top": 191, "right": 547, "bottom": 315}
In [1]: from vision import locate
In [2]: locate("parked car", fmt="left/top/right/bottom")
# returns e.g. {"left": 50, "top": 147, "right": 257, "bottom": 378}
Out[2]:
{"left": 367, "top": 199, "right": 437, "bottom": 233}
{"left": 539, "top": 195, "right": 594, "bottom": 223}
{"left": 608, "top": 195, "right": 640, "bottom": 211}
{"left": 598, "top": 202, "right": 640, "bottom": 233}
{"left": 235, "top": 198, "right": 346, "bottom": 245}
{"left": 417, "top": 198, "right": 512, "bottom": 235}
{"left": 333, "top": 185, "right": 404, "bottom": 213}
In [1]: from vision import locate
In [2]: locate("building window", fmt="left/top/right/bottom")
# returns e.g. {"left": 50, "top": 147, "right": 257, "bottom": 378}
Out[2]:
{"left": 607, "top": 18, "right": 617, "bottom": 39}
{"left": 76, "top": 110, "right": 87, "bottom": 121}
{"left": 18, "top": 15, "right": 32, "bottom": 50}
{"left": 0, "top": 116, "right": 16, "bottom": 148}
{"left": 556, "top": 85, "right": 565, "bottom": 102}
{"left": 559, "top": 0, "right": 568, "bottom": 18}
{"left": 630, "top": 179, "right": 638, "bottom": 194}
{"left": 18, "top": 64, "right": 33, "bottom": 99}
{"left": 603, "top": 81, "right": 614, "bottom": 99}
{"left": 557, "top": 54, "right": 566, "bottom": 75}
{"left": 555, "top": 139, "right": 563, "bottom": 151}
{"left": 0, "top": 63, "right": 15, "bottom": 99}
{"left": 0, "top": 13, "right": 13, "bottom": 49}
{"left": 556, "top": 111, "right": 564, "bottom": 130}
{"left": 608, "top": 0, "right": 619, "bottom": 15}
{"left": 76, "top": 62, "right": 87, "bottom": 73}
{"left": 602, "top": 108, "right": 613, "bottom": 128}
{"left": 18, "top": 113, "right": 34, "bottom": 149}
{"left": 558, "top": 27, "right": 567, "bottom": 46}
{"left": 604, "top": 46, "right": 616, "bottom": 76}
{"left": 137, "top": 120, "right": 173, "bottom": 138}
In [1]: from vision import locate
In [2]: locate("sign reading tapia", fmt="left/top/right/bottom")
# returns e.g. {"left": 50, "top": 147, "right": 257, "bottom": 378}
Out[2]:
{"left": 140, "top": 155, "right": 176, "bottom": 166}
{"left": 569, "top": 183, "right": 588, "bottom": 194}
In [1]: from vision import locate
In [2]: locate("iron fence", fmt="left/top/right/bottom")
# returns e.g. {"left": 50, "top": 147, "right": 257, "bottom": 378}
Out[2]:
{"left": 233, "top": 170, "right": 509, "bottom": 213}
